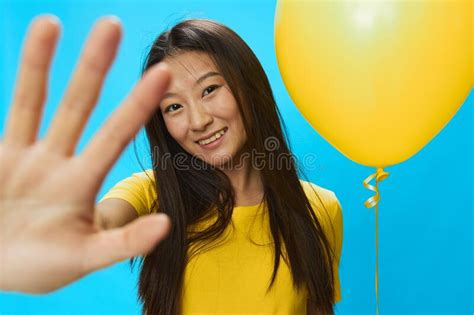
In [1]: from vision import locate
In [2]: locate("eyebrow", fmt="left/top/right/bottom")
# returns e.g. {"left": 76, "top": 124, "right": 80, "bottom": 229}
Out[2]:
{"left": 161, "top": 71, "right": 222, "bottom": 101}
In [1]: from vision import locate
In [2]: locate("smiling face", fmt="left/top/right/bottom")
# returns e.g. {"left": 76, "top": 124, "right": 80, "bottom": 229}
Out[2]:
{"left": 159, "top": 51, "right": 247, "bottom": 167}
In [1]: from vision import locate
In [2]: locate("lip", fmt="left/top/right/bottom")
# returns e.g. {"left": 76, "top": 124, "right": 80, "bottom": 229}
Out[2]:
{"left": 195, "top": 127, "right": 228, "bottom": 143}
{"left": 196, "top": 127, "right": 228, "bottom": 150}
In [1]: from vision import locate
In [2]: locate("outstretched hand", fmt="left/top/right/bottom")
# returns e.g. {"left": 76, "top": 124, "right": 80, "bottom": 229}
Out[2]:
{"left": 0, "top": 16, "right": 170, "bottom": 294}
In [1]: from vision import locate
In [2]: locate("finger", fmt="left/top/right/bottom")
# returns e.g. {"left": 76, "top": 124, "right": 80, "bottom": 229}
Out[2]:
{"left": 4, "top": 15, "right": 60, "bottom": 147}
{"left": 82, "top": 213, "right": 171, "bottom": 272}
{"left": 43, "top": 17, "right": 122, "bottom": 156}
{"left": 81, "top": 63, "right": 170, "bottom": 179}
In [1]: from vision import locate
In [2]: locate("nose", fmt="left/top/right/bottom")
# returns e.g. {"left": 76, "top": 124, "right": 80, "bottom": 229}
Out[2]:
{"left": 188, "top": 103, "right": 213, "bottom": 132}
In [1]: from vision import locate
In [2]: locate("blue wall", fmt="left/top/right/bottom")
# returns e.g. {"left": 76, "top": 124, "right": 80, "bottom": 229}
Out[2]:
{"left": 1, "top": 0, "right": 472, "bottom": 314}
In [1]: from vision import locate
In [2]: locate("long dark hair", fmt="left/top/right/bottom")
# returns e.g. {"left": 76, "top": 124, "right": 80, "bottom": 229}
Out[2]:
{"left": 136, "top": 19, "right": 337, "bottom": 315}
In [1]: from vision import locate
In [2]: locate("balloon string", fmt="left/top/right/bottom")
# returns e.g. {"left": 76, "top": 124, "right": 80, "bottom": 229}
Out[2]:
{"left": 363, "top": 168, "right": 389, "bottom": 315}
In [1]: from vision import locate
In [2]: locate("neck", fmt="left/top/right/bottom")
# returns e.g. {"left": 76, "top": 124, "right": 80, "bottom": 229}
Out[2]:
{"left": 221, "top": 161, "right": 263, "bottom": 207}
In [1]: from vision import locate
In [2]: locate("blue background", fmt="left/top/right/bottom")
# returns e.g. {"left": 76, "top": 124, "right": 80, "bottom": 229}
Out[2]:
{"left": 0, "top": 0, "right": 472, "bottom": 314}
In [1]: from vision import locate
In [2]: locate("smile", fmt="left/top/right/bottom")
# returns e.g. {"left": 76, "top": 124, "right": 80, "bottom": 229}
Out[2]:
{"left": 196, "top": 127, "right": 228, "bottom": 148}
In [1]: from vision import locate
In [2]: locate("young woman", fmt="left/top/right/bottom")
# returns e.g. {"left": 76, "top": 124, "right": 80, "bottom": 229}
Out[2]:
{"left": 98, "top": 19, "right": 343, "bottom": 315}
{"left": 0, "top": 16, "right": 342, "bottom": 315}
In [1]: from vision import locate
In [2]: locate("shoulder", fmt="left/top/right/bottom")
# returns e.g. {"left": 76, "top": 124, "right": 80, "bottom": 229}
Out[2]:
{"left": 129, "top": 168, "right": 156, "bottom": 200}
{"left": 100, "top": 169, "right": 157, "bottom": 216}
{"left": 120, "top": 169, "right": 155, "bottom": 190}
{"left": 298, "top": 179, "right": 342, "bottom": 225}
{"left": 131, "top": 169, "right": 155, "bottom": 182}
{"left": 299, "top": 179, "right": 340, "bottom": 209}
{"left": 299, "top": 179, "right": 343, "bottom": 263}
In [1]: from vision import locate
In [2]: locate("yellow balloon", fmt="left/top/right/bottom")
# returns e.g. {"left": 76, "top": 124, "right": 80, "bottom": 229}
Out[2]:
{"left": 275, "top": 0, "right": 472, "bottom": 168}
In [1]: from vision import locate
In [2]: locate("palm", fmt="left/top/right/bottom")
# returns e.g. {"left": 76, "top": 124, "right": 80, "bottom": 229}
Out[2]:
{"left": 0, "top": 16, "right": 170, "bottom": 293}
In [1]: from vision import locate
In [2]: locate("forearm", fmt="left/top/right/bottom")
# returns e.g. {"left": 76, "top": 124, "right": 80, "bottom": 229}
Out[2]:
{"left": 93, "top": 210, "right": 108, "bottom": 230}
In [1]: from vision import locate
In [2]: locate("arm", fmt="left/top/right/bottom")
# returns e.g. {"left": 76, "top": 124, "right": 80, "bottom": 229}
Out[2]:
{"left": 95, "top": 199, "right": 138, "bottom": 230}
{"left": 0, "top": 16, "right": 171, "bottom": 294}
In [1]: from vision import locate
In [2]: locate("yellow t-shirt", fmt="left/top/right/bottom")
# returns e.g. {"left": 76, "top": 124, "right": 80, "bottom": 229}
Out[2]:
{"left": 100, "top": 170, "right": 343, "bottom": 314}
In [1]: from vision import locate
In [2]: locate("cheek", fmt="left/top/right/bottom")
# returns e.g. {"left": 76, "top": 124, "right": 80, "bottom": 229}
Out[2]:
{"left": 164, "top": 117, "right": 188, "bottom": 143}
{"left": 217, "top": 104, "right": 246, "bottom": 144}
{"left": 226, "top": 105, "right": 246, "bottom": 140}
{"left": 214, "top": 92, "right": 242, "bottom": 126}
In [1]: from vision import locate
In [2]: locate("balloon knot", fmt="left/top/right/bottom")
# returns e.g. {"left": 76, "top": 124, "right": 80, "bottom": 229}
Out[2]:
{"left": 363, "top": 168, "right": 390, "bottom": 208}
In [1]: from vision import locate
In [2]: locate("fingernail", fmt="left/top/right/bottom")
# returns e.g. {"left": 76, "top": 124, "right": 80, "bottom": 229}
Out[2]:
{"left": 157, "top": 63, "right": 169, "bottom": 72}
{"left": 34, "top": 14, "right": 61, "bottom": 26}
{"left": 155, "top": 213, "right": 170, "bottom": 224}
{"left": 103, "top": 15, "right": 121, "bottom": 26}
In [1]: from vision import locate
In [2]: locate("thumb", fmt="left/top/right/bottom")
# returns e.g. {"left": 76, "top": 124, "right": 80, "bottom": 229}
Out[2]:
{"left": 81, "top": 214, "right": 171, "bottom": 273}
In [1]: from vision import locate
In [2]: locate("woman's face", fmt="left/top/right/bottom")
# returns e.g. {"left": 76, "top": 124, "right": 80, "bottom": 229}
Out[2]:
{"left": 159, "top": 51, "right": 247, "bottom": 167}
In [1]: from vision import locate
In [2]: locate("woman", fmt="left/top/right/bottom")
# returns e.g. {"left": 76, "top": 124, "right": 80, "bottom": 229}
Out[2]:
{"left": 0, "top": 16, "right": 342, "bottom": 315}
{"left": 99, "top": 19, "right": 343, "bottom": 315}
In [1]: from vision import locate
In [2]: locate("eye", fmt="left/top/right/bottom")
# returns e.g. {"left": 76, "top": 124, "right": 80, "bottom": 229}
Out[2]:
{"left": 164, "top": 103, "right": 182, "bottom": 113}
{"left": 202, "top": 85, "right": 220, "bottom": 97}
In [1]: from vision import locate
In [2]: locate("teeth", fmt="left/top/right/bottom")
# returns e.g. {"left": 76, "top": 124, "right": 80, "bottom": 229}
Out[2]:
{"left": 198, "top": 128, "right": 226, "bottom": 145}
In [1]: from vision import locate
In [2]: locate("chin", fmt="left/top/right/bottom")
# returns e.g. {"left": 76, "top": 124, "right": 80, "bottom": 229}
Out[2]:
{"left": 205, "top": 154, "right": 234, "bottom": 168}
{"left": 185, "top": 143, "right": 241, "bottom": 169}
